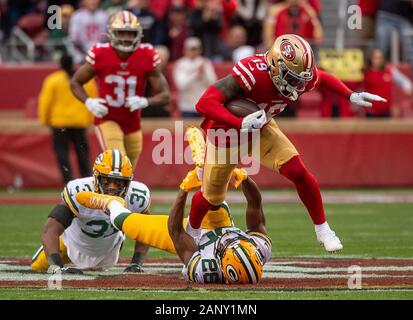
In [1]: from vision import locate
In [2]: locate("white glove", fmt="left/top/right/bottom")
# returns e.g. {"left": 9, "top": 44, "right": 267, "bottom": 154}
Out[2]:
{"left": 350, "top": 92, "right": 387, "bottom": 107}
{"left": 85, "top": 98, "right": 108, "bottom": 118}
{"left": 240, "top": 109, "right": 267, "bottom": 132}
{"left": 126, "top": 96, "right": 149, "bottom": 112}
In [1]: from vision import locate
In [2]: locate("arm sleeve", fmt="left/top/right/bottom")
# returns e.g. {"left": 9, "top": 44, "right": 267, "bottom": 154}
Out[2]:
{"left": 195, "top": 85, "right": 243, "bottom": 129}
{"left": 38, "top": 77, "right": 54, "bottom": 125}
{"left": 316, "top": 70, "right": 353, "bottom": 98}
{"left": 48, "top": 204, "right": 75, "bottom": 229}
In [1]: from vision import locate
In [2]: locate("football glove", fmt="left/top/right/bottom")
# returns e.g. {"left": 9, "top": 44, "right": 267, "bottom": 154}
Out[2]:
{"left": 126, "top": 96, "right": 149, "bottom": 112}
{"left": 231, "top": 168, "right": 248, "bottom": 189}
{"left": 349, "top": 92, "right": 387, "bottom": 107}
{"left": 85, "top": 98, "right": 108, "bottom": 118}
{"left": 240, "top": 110, "right": 267, "bottom": 132}
{"left": 60, "top": 267, "right": 84, "bottom": 275}
{"left": 180, "top": 168, "right": 202, "bottom": 192}
{"left": 124, "top": 263, "right": 144, "bottom": 273}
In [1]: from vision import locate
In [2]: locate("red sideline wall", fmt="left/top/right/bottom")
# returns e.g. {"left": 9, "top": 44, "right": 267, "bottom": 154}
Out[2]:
{"left": 1, "top": 63, "right": 412, "bottom": 117}
{"left": 1, "top": 119, "right": 413, "bottom": 189}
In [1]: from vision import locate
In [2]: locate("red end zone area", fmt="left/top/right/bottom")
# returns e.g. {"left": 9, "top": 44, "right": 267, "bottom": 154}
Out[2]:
{"left": 1, "top": 257, "right": 412, "bottom": 291}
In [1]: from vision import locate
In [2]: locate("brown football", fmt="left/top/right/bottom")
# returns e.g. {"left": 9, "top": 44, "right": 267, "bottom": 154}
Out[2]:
{"left": 224, "top": 98, "right": 260, "bottom": 117}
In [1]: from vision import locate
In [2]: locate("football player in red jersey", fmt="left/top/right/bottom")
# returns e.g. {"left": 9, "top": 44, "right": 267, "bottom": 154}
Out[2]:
{"left": 71, "top": 10, "right": 170, "bottom": 169}
{"left": 186, "top": 34, "right": 387, "bottom": 253}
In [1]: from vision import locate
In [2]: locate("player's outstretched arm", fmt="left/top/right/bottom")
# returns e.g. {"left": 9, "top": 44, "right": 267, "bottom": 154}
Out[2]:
{"left": 317, "top": 70, "right": 387, "bottom": 107}
{"left": 41, "top": 204, "right": 74, "bottom": 269}
{"left": 167, "top": 189, "right": 198, "bottom": 265}
{"left": 241, "top": 177, "right": 267, "bottom": 236}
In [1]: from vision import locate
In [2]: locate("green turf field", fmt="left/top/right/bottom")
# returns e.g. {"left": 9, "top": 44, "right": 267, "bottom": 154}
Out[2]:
{"left": 0, "top": 199, "right": 412, "bottom": 300}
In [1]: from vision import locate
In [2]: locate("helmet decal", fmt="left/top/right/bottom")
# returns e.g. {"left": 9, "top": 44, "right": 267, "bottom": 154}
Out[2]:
{"left": 225, "top": 265, "right": 239, "bottom": 282}
{"left": 280, "top": 41, "right": 296, "bottom": 61}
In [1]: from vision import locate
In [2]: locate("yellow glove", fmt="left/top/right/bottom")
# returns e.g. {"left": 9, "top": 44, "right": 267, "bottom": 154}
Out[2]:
{"left": 231, "top": 168, "right": 248, "bottom": 189}
{"left": 180, "top": 168, "right": 202, "bottom": 192}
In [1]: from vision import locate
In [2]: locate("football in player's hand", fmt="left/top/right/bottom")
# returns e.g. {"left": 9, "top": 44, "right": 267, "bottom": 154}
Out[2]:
{"left": 224, "top": 98, "right": 260, "bottom": 118}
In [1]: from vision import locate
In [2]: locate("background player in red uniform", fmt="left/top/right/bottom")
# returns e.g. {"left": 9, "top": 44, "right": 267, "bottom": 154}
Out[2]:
{"left": 187, "top": 34, "right": 386, "bottom": 253}
{"left": 71, "top": 10, "right": 170, "bottom": 169}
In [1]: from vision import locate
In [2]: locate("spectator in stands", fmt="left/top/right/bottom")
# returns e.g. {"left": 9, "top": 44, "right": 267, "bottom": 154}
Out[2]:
{"left": 2, "top": 0, "right": 38, "bottom": 38}
{"left": 149, "top": 0, "right": 196, "bottom": 23}
{"left": 38, "top": 54, "right": 97, "bottom": 184}
{"left": 101, "top": 0, "right": 127, "bottom": 17}
{"left": 232, "top": 0, "right": 269, "bottom": 47}
{"left": 221, "top": 25, "right": 254, "bottom": 62}
{"left": 173, "top": 37, "right": 217, "bottom": 117}
{"left": 263, "top": 0, "right": 323, "bottom": 50}
{"left": 188, "top": 0, "right": 223, "bottom": 60}
{"left": 167, "top": 4, "right": 189, "bottom": 61}
{"left": 69, "top": 0, "right": 108, "bottom": 63}
{"left": 375, "top": 0, "right": 413, "bottom": 66}
{"left": 360, "top": 48, "right": 413, "bottom": 118}
{"left": 126, "top": 0, "right": 164, "bottom": 45}
{"left": 232, "top": 45, "right": 255, "bottom": 63}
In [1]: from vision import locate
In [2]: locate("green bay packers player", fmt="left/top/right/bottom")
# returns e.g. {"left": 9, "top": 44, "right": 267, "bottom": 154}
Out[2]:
{"left": 71, "top": 11, "right": 170, "bottom": 169}
{"left": 31, "top": 149, "right": 151, "bottom": 274}
{"left": 75, "top": 128, "right": 271, "bottom": 284}
{"left": 76, "top": 166, "right": 271, "bottom": 284}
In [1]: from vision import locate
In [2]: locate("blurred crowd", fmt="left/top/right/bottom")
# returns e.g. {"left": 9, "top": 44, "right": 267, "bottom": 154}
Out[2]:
{"left": 1, "top": 0, "right": 413, "bottom": 118}
{"left": 0, "top": 0, "right": 324, "bottom": 63}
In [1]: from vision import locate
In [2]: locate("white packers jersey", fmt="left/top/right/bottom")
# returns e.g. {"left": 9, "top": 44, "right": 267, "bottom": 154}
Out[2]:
{"left": 182, "top": 227, "right": 272, "bottom": 284}
{"left": 61, "top": 177, "right": 150, "bottom": 257}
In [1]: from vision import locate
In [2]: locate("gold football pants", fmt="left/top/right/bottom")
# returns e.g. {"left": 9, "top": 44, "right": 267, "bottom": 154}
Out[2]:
{"left": 95, "top": 121, "right": 142, "bottom": 169}
{"left": 203, "top": 119, "right": 299, "bottom": 205}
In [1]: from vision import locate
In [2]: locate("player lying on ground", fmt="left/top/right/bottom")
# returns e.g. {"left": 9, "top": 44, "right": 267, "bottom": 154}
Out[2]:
{"left": 75, "top": 167, "right": 272, "bottom": 284}
{"left": 31, "top": 149, "right": 151, "bottom": 274}
{"left": 186, "top": 34, "right": 387, "bottom": 252}
{"left": 71, "top": 10, "right": 170, "bottom": 169}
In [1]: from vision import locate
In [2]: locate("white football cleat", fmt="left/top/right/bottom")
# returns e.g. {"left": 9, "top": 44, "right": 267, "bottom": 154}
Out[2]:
{"left": 315, "top": 222, "right": 343, "bottom": 253}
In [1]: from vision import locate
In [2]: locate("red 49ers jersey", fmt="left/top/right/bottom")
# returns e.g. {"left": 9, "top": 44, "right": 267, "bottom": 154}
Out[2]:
{"left": 231, "top": 53, "right": 319, "bottom": 118}
{"left": 86, "top": 42, "right": 160, "bottom": 133}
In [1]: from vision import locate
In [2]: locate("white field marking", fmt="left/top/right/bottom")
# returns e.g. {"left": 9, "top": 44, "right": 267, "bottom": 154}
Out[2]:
{"left": 262, "top": 273, "right": 413, "bottom": 279}
{"left": 0, "top": 272, "right": 95, "bottom": 281}
{"left": 271, "top": 255, "right": 413, "bottom": 260}
{"left": 263, "top": 265, "right": 413, "bottom": 273}
{"left": 2, "top": 261, "right": 413, "bottom": 283}
{"left": 11, "top": 288, "right": 413, "bottom": 294}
